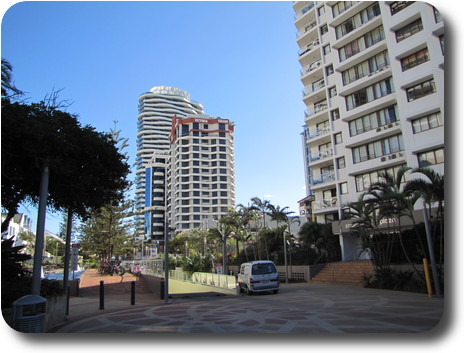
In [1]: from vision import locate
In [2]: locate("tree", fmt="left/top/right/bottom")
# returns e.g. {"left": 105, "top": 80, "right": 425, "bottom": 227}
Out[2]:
{"left": 78, "top": 199, "right": 135, "bottom": 262}
{"left": 368, "top": 166, "right": 423, "bottom": 276}
{"left": 250, "top": 197, "right": 273, "bottom": 259}
{"left": 342, "top": 194, "right": 394, "bottom": 271}
{"left": 1, "top": 58, "right": 23, "bottom": 98}
{"left": 405, "top": 167, "right": 444, "bottom": 265}
{"left": 236, "top": 203, "right": 259, "bottom": 261}
{"left": 1, "top": 99, "right": 130, "bottom": 232}
{"left": 77, "top": 126, "right": 134, "bottom": 263}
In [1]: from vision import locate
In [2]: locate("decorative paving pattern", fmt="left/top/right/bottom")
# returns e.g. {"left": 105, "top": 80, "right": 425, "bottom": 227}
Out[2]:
{"left": 53, "top": 285, "right": 444, "bottom": 333}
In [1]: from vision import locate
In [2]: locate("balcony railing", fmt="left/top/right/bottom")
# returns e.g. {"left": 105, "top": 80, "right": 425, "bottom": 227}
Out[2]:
{"left": 304, "top": 102, "right": 328, "bottom": 118}
{"left": 313, "top": 197, "right": 339, "bottom": 210}
{"left": 298, "top": 38, "right": 320, "bottom": 57}
{"left": 303, "top": 79, "right": 325, "bottom": 97}
{"left": 309, "top": 149, "right": 333, "bottom": 162}
{"left": 306, "top": 127, "right": 331, "bottom": 141}
{"left": 296, "top": 19, "right": 318, "bottom": 38}
{"left": 295, "top": 2, "right": 315, "bottom": 20}
{"left": 300, "top": 59, "right": 322, "bottom": 77}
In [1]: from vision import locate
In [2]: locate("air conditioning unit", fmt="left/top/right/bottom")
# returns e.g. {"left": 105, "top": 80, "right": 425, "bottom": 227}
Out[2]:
{"left": 381, "top": 157, "right": 386, "bottom": 162}
{"left": 376, "top": 128, "right": 381, "bottom": 132}
{"left": 389, "top": 153, "right": 397, "bottom": 159}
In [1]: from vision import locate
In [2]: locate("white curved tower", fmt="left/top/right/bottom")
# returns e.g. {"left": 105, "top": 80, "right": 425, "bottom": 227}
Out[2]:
{"left": 136, "top": 86, "right": 204, "bottom": 239}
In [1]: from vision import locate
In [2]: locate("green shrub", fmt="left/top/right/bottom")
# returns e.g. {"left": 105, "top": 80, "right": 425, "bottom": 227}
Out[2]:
{"left": 363, "top": 267, "right": 427, "bottom": 293}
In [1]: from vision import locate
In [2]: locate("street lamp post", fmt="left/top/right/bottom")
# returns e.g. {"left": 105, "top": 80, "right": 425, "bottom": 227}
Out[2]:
{"left": 283, "top": 229, "right": 288, "bottom": 284}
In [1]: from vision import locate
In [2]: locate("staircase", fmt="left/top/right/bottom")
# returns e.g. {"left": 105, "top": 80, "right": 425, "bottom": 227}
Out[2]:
{"left": 310, "top": 261, "right": 373, "bottom": 286}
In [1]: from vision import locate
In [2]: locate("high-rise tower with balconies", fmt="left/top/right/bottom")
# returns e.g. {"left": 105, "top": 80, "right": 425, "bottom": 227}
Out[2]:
{"left": 294, "top": 1, "right": 444, "bottom": 260}
{"left": 167, "top": 114, "right": 236, "bottom": 232}
{"left": 136, "top": 86, "right": 204, "bottom": 240}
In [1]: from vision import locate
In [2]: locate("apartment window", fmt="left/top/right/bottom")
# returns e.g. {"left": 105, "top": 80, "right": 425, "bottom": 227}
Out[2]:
{"left": 337, "top": 156, "right": 346, "bottom": 169}
{"left": 434, "top": 7, "right": 443, "bottom": 23}
{"left": 396, "top": 18, "right": 423, "bottom": 42}
{"left": 342, "top": 50, "right": 389, "bottom": 85}
{"left": 412, "top": 112, "right": 442, "bottom": 134}
{"left": 317, "top": 6, "right": 325, "bottom": 17}
{"left": 334, "top": 133, "right": 343, "bottom": 144}
{"left": 323, "top": 44, "right": 331, "bottom": 55}
{"left": 401, "top": 48, "right": 430, "bottom": 71}
{"left": 320, "top": 24, "right": 328, "bottom": 36}
{"left": 340, "top": 182, "right": 348, "bottom": 195}
{"left": 352, "top": 134, "right": 404, "bottom": 164}
{"left": 335, "top": 3, "right": 381, "bottom": 39}
{"left": 329, "top": 86, "right": 337, "bottom": 98}
{"left": 346, "top": 77, "right": 394, "bottom": 111}
{"left": 326, "top": 64, "right": 334, "bottom": 76}
{"left": 355, "top": 164, "right": 407, "bottom": 192}
{"left": 390, "top": 1, "right": 413, "bottom": 15}
{"left": 406, "top": 79, "right": 436, "bottom": 102}
{"left": 332, "top": 1, "right": 355, "bottom": 18}
{"left": 349, "top": 105, "right": 398, "bottom": 136}
{"left": 440, "top": 35, "right": 444, "bottom": 55}
{"left": 339, "top": 26, "right": 385, "bottom": 62}
{"left": 331, "top": 108, "right": 340, "bottom": 121}
{"left": 418, "top": 148, "right": 444, "bottom": 167}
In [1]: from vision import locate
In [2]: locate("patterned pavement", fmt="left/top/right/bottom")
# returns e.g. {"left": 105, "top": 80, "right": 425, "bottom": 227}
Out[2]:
{"left": 50, "top": 273, "right": 444, "bottom": 333}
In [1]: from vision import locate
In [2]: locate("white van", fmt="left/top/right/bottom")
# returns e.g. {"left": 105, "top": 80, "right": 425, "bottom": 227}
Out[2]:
{"left": 237, "top": 261, "right": 280, "bottom": 295}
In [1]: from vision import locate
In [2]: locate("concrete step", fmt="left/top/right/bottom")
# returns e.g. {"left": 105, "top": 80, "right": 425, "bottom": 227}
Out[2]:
{"left": 311, "top": 261, "right": 373, "bottom": 286}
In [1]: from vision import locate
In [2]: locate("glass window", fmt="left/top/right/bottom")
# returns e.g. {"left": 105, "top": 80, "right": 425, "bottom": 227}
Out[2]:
{"left": 340, "top": 182, "right": 348, "bottom": 195}
{"left": 396, "top": 18, "right": 423, "bottom": 42}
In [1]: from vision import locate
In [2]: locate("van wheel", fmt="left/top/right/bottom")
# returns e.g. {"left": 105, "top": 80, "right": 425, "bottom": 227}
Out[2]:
{"left": 246, "top": 286, "right": 252, "bottom": 295}
{"left": 273, "top": 290, "right": 279, "bottom": 294}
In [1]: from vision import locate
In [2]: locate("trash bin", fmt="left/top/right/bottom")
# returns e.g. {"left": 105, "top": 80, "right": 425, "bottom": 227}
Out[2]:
{"left": 13, "top": 295, "right": 47, "bottom": 333}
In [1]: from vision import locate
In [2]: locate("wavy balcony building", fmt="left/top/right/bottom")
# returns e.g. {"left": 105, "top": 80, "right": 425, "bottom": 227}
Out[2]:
{"left": 136, "top": 86, "right": 204, "bottom": 240}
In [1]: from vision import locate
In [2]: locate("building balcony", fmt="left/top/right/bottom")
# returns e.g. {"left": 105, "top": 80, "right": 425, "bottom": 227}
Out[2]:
{"left": 296, "top": 19, "right": 318, "bottom": 40}
{"left": 298, "top": 38, "right": 320, "bottom": 57}
{"left": 304, "top": 101, "right": 328, "bottom": 119}
{"left": 312, "top": 197, "right": 339, "bottom": 213}
{"left": 303, "top": 79, "right": 325, "bottom": 98}
{"left": 310, "top": 171, "right": 336, "bottom": 186}
{"left": 309, "top": 149, "right": 333, "bottom": 163}
{"left": 294, "top": 2, "right": 315, "bottom": 21}
{"left": 305, "top": 127, "right": 331, "bottom": 142}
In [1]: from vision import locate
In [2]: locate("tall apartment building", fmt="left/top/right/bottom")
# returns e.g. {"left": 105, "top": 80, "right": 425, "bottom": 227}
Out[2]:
{"left": 136, "top": 86, "right": 204, "bottom": 240}
{"left": 168, "top": 114, "right": 236, "bottom": 231}
{"left": 294, "top": 1, "right": 444, "bottom": 260}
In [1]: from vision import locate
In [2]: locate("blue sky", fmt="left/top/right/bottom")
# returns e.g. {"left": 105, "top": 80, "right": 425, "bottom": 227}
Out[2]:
{"left": 2, "top": 0, "right": 307, "bottom": 234}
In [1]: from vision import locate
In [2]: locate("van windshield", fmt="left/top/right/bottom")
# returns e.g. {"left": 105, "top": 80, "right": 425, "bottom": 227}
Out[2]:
{"left": 252, "top": 263, "right": 276, "bottom": 275}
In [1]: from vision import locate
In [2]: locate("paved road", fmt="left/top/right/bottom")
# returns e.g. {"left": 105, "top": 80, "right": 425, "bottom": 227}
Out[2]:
{"left": 51, "top": 281, "right": 443, "bottom": 333}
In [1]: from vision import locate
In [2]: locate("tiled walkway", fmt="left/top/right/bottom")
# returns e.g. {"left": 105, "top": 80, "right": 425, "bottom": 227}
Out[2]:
{"left": 50, "top": 271, "right": 444, "bottom": 333}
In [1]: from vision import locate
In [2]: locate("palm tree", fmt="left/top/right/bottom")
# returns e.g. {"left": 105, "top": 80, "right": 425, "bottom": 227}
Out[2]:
{"left": 235, "top": 204, "right": 258, "bottom": 261}
{"left": 208, "top": 213, "right": 238, "bottom": 274}
{"left": 268, "top": 205, "right": 295, "bottom": 283}
{"left": 405, "top": 168, "right": 444, "bottom": 270}
{"left": 342, "top": 193, "right": 395, "bottom": 271}
{"left": 1, "top": 58, "right": 23, "bottom": 98}
{"left": 250, "top": 197, "right": 273, "bottom": 259}
{"left": 367, "top": 166, "right": 423, "bottom": 276}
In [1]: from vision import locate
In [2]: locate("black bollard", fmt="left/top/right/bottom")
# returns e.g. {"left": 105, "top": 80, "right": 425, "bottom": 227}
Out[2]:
{"left": 131, "top": 281, "right": 135, "bottom": 305}
{"left": 99, "top": 280, "right": 104, "bottom": 310}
